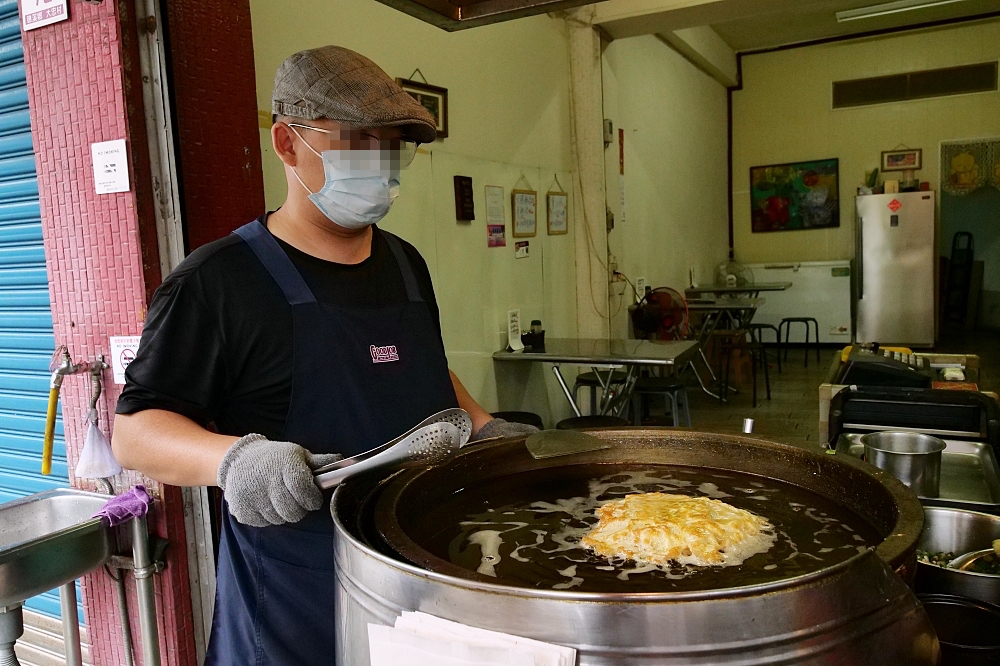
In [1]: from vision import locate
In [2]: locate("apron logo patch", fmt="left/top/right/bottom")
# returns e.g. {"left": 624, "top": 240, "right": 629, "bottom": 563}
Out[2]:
{"left": 370, "top": 345, "right": 400, "bottom": 364}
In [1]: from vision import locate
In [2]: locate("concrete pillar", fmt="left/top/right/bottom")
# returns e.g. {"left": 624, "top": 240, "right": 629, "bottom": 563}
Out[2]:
{"left": 567, "top": 7, "right": 610, "bottom": 340}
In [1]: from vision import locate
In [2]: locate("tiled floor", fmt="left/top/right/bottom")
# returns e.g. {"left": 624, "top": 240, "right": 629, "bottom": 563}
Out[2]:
{"left": 658, "top": 325, "right": 999, "bottom": 450}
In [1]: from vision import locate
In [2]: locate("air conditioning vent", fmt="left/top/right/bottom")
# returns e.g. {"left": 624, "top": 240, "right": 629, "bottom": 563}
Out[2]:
{"left": 833, "top": 61, "right": 997, "bottom": 109}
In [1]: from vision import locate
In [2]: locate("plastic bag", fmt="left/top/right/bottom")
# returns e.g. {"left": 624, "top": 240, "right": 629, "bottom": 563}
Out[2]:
{"left": 75, "top": 409, "right": 122, "bottom": 479}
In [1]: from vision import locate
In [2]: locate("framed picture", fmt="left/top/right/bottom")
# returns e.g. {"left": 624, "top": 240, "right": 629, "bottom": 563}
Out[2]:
{"left": 750, "top": 158, "right": 840, "bottom": 233}
{"left": 511, "top": 189, "right": 537, "bottom": 237}
{"left": 546, "top": 191, "right": 568, "bottom": 235}
{"left": 396, "top": 78, "right": 448, "bottom": 139}
{"left": 882, "top": 148, "right": 922, "bottom": 172}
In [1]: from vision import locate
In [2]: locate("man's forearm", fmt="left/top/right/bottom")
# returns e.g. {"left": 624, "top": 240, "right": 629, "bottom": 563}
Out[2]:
{"left": 449, "top": 370, "right": 493, "bottom": 434}
{"left": 111, "top": 409, "right": 237, "bottom": 487}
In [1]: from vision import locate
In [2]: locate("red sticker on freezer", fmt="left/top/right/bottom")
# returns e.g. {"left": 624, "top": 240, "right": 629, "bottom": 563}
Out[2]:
{"left": 888, "top": 199, "right": 902, "bottom": 212}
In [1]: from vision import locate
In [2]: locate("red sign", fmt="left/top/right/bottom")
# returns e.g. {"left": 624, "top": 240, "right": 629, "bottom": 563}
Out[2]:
{"left": 888, "top": 199, "right": 902, "bottom": 212}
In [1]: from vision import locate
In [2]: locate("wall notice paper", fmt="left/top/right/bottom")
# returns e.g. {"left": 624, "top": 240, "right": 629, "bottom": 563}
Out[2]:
{"left": 507, "top": 309, "right": 524, "bottom": 352}
{"left": 368, "top": 612, "right": 576, "bottom": 666}
{"left": 514, "top": 241, "right": 529, "bottom": 259}
{"left": 485, "top": 185, "right": 505, "bottom": 225}
{"left": 91, "top": 139, "right": 130, "bottom": 194}
{"left": 21, "top": 0, "right": 68, "bottom": 31}
{"left": 487, "top": 224, "right": 506, "bottom": 248}
{"left": 110, "top": 335, "right": 142, "bottom": 384}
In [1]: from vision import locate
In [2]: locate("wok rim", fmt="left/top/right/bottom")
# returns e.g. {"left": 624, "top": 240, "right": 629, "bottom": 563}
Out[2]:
{"left": 333, "top": 428, "right": 924, "bottom": 600}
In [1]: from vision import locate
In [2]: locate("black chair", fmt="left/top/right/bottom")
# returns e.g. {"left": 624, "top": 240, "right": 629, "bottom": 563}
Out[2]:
{"left": 630, "top": 376, "right": 691, "bottom": 427}
{"left": 747, "top": 323, "right": 781, "bottom": 374}
{"left": 721, "top": 334, "right": 771, "bottom": 408}
{"left": 490, "top": 411, "right": 544, "bottom": 430}
{"left": 556, "top": 415, "right": 630, "bottom": 430}
{"left": 778, "top": 317, "right": 820, "bottom": 367}
{"left": 572, "top": 370, "right": 629, "bottom": 414}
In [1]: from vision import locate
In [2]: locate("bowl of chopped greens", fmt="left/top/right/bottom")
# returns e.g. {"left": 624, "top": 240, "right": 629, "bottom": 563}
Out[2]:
{"left": 915, "top": 507, "right": 1000, "bottom": 606}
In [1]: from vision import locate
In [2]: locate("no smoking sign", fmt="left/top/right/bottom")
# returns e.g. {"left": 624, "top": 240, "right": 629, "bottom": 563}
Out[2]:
{"left": 110, "top": 336, "right": 142, "bottom": 384}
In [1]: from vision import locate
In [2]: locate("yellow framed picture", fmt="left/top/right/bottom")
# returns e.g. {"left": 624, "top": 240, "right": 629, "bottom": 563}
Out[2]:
{"left": 547, "top": 191, "right": 568, "bottom": 235}
{"left": 512, "top": 189, "right": 537, "bottom": 238}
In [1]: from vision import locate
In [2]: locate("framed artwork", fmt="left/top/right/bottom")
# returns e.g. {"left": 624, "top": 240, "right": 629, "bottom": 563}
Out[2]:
{"left": 882, "top": 148, "right": 922, "bottom": 172}
{"left": 511, "top": 189, "right": 537, "bottom": 237}
{"left": 396, "top": 78, "right": 448, "bottom": 139}
{"left": 750, "top": 158, "right": 840, "bottom": 233}
{"left": 546, "top": 191, "right": 568, "bottom": 235}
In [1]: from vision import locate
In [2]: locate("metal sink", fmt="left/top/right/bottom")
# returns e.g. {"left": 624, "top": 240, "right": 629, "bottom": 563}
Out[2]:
{"left": 0, "top": 488, "right": 112, "bottom": 607}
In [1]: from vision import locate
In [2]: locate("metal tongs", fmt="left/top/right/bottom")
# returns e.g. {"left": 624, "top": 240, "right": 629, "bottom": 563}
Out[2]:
{"left": 313, "top": 408, "right": 473, "bottom": 489}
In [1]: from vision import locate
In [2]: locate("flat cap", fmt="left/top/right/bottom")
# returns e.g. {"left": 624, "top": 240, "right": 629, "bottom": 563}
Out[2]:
{"left": 272, "top": 46, "right": 438, "bottom": 144}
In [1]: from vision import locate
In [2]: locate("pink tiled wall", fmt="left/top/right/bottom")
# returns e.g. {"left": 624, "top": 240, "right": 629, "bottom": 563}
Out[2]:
{"left": 21, "top": 1, "right": 196, "bottom": 664}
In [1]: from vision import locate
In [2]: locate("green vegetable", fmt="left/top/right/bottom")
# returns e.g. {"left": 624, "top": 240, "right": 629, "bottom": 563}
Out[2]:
{"left": 916, "top": 550, "right": 955, "bottom": 567}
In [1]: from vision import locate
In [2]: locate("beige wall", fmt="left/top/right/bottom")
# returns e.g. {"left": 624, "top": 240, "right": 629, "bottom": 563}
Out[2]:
{"left": 732, "top": 20, "right": 1000, "bottom": 264}
{"left": 602, "top": 35, "right": 730, "bottom": 336}
{"left": 251, "top": 0, "right": 581, "bottom": 425}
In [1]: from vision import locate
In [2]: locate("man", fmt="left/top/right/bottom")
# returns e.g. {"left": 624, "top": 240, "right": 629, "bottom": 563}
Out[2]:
{"left": 112, "top": 46, "right": 535, "bottom": 665}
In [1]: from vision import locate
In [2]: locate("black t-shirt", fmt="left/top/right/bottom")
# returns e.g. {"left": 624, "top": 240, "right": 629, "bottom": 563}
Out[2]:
{"left": 115, "top": 218, "right": 441, "bottom": 440}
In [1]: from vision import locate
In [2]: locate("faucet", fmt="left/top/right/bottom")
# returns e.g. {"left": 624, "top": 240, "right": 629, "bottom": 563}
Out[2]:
{"left": 42, "top": 347, "right": 96, "bottom": 476}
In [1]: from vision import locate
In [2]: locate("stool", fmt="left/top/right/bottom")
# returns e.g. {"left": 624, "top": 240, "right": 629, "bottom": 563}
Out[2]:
{"left": 630, "top": 377, "right": 691, "bottom": 427}
{"left": 778, "top": 317, "right": 820, "bottom": 367}
{"left": 573, "top": 370, "right": 629, "bottom": 414}
{"left": 490, "top": 411, "right": 544, "bottom": 430}
{"left": 721, "top": 335, "right": 770, "bottom": 408}
{"left": 747, "top": 323, "right": 781, "bottom": 374}
{"left": 556, "top": 415, "right": 630, "bottom": 430}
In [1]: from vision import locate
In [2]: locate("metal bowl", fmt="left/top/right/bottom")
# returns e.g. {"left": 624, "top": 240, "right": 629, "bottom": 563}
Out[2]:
{"left": 916, "top": 594, "right": 1000, "bottom": 665}
{"left": 862, "top": 431, "right": 946, "bottom": 498}
{"left": 915, "top": 507, "right": 1000, "bottom": 605}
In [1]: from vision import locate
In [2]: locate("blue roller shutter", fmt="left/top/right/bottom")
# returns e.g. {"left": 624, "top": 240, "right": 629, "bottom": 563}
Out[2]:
{"left": 0, "top": 0, "right": 78, "bottom": 620}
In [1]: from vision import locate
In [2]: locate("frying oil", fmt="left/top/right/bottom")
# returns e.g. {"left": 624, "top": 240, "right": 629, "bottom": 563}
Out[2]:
{"left": 412, "top": 465, "right": 880, "bottom": 593}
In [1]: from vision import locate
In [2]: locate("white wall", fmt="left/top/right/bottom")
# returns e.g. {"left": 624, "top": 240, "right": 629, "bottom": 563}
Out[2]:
{"left": 602, "top": 35, "right": 731, "bottom": 337}
{"left": 731, "top": 20, "right": 1000, "bottom": 265}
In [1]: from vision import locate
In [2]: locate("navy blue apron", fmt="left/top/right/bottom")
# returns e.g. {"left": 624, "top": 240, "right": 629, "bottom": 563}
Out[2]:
{"left": 205, "top": 218, "right": 458, "bottom": 666}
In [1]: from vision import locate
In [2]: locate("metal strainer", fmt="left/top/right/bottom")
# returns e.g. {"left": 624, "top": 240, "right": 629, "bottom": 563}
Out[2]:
{"left": 314, "top": 422, "right": 461, "bottom": 490}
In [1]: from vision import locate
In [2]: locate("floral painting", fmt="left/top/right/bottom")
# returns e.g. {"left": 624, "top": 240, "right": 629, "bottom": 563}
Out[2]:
{"left": 750, "top": 158, "right": 840, "bottom": 233}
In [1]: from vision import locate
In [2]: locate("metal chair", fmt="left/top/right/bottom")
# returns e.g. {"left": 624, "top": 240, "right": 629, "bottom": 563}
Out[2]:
{"left": 721, "top": 334, "right": 771, "bottom": 408}
{"left": 572, "top": 370, "right": 629, "bottom": 415}
{"left": 748, "top": 323, "right": 782, "bottom": 374}
{"left": 630, "top": 376, "right": 691, "bottom": 427}
{"left": 778, "top": 317, "right": 820, "bottom": 367}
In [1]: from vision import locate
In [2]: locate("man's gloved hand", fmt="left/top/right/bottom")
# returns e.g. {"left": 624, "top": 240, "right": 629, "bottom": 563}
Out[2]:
{"left": 471, "top": 418, "right": 539, "bottom": 442}
{"left": 218, "top": 434, "right": 341, "bottom": 528}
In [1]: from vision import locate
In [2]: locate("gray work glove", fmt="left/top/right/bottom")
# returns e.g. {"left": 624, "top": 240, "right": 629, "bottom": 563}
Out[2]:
{"left": 218, "top": 434, "right": 342, "bottom": 528}
{"left": 471, "top": 418, "right": 539, "bottom": 442}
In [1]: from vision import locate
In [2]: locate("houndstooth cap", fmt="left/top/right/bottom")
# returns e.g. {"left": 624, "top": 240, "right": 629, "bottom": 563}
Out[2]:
{"left": 271, "top": 46, "right": 437, "bottom": 144}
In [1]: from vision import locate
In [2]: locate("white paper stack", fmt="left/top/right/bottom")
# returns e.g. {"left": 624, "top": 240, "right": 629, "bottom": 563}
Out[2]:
{"left": 368, "top": 611, "right": 577, "bottom": 666}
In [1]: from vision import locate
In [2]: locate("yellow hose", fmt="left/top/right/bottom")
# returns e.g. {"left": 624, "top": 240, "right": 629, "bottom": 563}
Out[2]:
{"left": 42, "top": 387, "right": 59, "bottom": 475}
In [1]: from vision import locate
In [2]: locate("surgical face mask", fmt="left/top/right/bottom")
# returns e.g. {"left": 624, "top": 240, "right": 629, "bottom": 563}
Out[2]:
{"left": 288, "top": 125, "right": 406, "bottom": 229}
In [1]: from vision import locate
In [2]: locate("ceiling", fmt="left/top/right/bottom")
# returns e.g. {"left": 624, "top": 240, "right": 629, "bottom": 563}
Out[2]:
{"left": 709, "top": 0, "right": 1000, "bottom": 52}
{"left": 372, "top": 0, "right": 593, "bottom": 30}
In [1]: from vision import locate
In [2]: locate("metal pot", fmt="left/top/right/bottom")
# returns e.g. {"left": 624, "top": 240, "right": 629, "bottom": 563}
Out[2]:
{"left": 915, "top": 507, "right": 1000, "bottom": 605}
{"left": 862, "top": 431, "right": 946, "bottom": 498}
{"left": 916, "top": 594, "right": 1000, "bottom": 666}
{"left": 333, "top": 429, "right": 936, "bottom": 665}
